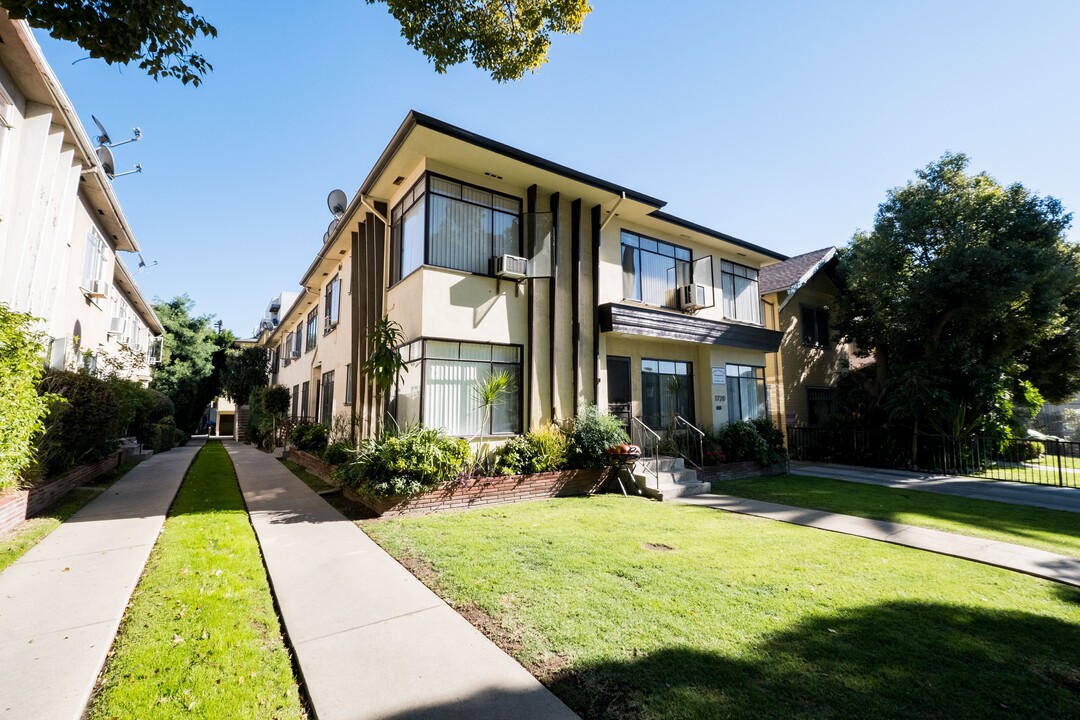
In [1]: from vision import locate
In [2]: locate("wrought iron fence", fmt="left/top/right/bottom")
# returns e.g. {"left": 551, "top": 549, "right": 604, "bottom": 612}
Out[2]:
{"left": 787, "top": 426, "right": 1080, "bottom": 488}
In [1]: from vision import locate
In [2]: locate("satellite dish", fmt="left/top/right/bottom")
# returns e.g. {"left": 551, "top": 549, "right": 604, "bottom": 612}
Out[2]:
{"left": 96, "top": 145, "right": 116, "bottom": 178}
{"left": 327, "top": 189, "right": 348, "bottom": 218}
{"left": 322, "top": 231, "right": 330, "bottom": 244}
{"left": 92, "top": 115, "right": 112, "bottom": 145}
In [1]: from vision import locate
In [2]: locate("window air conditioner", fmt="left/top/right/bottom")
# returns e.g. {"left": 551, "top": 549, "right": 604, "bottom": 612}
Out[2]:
{"left": 289, "top": 349, "right": 301, "bottom": 360}
{"left": 677, "top": 284, "right": 707, "bottom": 312}
{"left": 85, "top": 279, "right": 109, "bottom": 299}
{"left": 494, "top": 254, "right": 528, "bottom": 280}
{"left": 324, "top": 315, "right": 338, "bottom": 332}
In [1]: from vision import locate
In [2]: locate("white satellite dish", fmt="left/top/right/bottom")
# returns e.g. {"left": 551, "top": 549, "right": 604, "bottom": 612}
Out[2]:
{"left": 327, "top": 218, "right": 339, "bottom": 237}
{"left": 96, "top": 145, "right": 116, "bottom": 178}
{"left": 327, "top": 189, "right": 348, "bottom": 218}
{"left": 91, "top": 115, "right": 142, "bottom": 179}
{"left": 322, "top": 231, "right": 330, "bottom": 244}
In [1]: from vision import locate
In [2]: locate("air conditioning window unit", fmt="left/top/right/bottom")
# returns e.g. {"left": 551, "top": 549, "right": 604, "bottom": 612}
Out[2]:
{"left": 494, "top": 254, "right": 528, "bottom": 280}
{"left": 324, "top": 316, "right": 338, "bottom": 331}
{"left": 677, "top": 284, "right": 707, "bottom": 311}
{"left": 289, "top": 350, "right": 301, "bottom": 360}
{"left": 85, "top": 279, "right": 109, "bottom": 299}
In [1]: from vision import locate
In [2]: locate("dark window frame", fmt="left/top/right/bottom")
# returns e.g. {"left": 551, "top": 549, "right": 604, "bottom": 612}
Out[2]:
{"left": 726, "top": 364, "right": 768, "bottom": 424}
{"left": 389, "top": 172, "right": 524, "bottom": 286}
{"left": 640, "top": 357, "right": 695, "bottom": 430}
{"left": 343, "top": 363, "right": 353, "bottom": 406}
{"left": 620, "top": 229, "right": 693, "bottom": 310}
{"left": 720, "top": 259, "right": 762, "bottom": 325}
{"left": 324, "top": 276, "right": 341, "bottom": 334}
{"left": 305, "top": 308, "right": 319, "bottom": 353}
{"left": 395, "top": 337, "right": 525, "bottom": 437}
{"left": 800, "top": 304, "right": 831, "bottom": 348}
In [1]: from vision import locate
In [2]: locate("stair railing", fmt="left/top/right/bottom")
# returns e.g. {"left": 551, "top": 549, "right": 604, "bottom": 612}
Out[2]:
{"left": 673, "top": 414, "right": 705, "bottom": 470}
{"left": 629, "top": 416, "right": 661, "bottom": 490}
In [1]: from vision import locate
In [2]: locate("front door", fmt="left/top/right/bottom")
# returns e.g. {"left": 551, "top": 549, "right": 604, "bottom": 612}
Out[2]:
{"left": 606, "top": 356, "right": 632, "bottom": 426}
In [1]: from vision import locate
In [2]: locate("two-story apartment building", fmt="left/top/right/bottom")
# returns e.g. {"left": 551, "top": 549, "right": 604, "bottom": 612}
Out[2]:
{"left": 265, "top": 112, "right": 788, "bottom": 443}
{"left": 0, "top": 11, "right": 162, "bottom": 383}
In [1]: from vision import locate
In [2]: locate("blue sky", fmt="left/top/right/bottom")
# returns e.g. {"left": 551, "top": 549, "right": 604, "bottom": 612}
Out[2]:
{"left": 35, "top": 1, "right": 1080, "bottom": 336}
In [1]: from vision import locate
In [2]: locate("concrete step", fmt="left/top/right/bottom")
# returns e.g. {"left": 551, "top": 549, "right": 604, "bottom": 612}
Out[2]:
{"left": 633, "top": 460, "right": 709, "bottom": 501}
{"left": 636, "top": 456, "right": 685, "bottom": 473}
{"left": 637, "top": 479, "right": 712, "bottom": 501}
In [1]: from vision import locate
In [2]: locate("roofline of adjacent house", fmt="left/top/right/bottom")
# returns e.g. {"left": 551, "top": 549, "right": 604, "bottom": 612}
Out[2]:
{"left": 357, "top": 111, "right": 669, "bottom": 208}
{"left": 112, "top": 255, "right": 164, "bottom": 335}
{"left": 776, "top": 247, "right": 839, "bottom": 311}
{"left": 7, "top": 15, "right": 142, "bottom": 254}
{"left": 647, "top": 210, "right": 789, "bottom": 262}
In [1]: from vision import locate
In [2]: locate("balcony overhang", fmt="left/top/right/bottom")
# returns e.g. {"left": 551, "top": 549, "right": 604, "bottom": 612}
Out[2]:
{"left": 598, "top": 303, "right": 783, "bottom": 353}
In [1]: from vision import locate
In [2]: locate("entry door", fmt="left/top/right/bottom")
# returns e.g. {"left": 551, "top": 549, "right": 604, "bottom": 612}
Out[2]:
{"left": 606, "top": 356, "right": 632, "bottom": 425}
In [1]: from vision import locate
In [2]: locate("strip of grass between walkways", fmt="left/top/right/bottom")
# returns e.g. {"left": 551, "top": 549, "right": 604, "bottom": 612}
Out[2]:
{"left": 0, "top": 459, "right": 142, "bottom": 574}
{"left": 715, "top": 474, "right": 1080, "bottom": 558}
{"left": 88, "top": 441, "right": 306, "bottom": 719}
{"left": 365, "top": 495, "right": 1080, "bottom": 720}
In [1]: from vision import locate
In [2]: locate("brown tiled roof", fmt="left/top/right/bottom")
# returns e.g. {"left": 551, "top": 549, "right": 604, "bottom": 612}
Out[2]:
{"left": 758, "top": 247, "right": 835, "bottom": 295}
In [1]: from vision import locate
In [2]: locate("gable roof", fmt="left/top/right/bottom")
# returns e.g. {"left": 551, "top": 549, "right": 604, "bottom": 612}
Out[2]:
{"left": 758, "top": 247, "right": 836, "bottom": 295}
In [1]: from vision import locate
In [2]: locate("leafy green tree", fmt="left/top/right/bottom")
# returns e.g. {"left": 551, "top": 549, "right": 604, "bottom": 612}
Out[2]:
{"left": 0, "top": 305, "right": 53, "bottom": 489}
{"left": 834, "top": 153, "right": 1080, "bottom": 439}
{"left": 220, "top": 345, "right": 269, "bottom": 407}
{"left": 8, "top": 0, "right": 591, "bottom": 85}
{"left": 150, "top": 295, "right": 232, "bottom": 432}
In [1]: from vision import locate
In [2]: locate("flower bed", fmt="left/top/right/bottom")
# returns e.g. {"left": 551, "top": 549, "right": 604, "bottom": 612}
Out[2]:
{"left": 343, "top": 468, "right": 612, "bottom": 517}
{"left": 282, "top": 448, "right": 338, "bottom": 482}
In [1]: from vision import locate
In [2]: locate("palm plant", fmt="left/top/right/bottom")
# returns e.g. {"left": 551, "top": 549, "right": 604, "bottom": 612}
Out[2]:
{"left": 471, "top": 371, "right": 514, "bottom": 475}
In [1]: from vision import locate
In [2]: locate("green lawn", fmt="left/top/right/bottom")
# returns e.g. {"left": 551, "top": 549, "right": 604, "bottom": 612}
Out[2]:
{"left": 0, "top": 459, "right": 140, "bottom": 573}
{"left": 365, "top": 495, "right": 1080, "bottom": 720}
{"left": 89, "top": 441, "right": 306, "bottom": 719}
{"left": 716, "top": 474, "right": 1080, "bottom": 558}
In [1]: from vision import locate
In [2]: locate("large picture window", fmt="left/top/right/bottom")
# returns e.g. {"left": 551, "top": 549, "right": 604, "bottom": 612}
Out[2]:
{"left": 721, "top": 261, "right": 762, "bottom": 325}
{"left": 727, "top": 364, "right": 767, "bottom": 423}
{"left": 621, "top": 231, "right": 691, "bottom": 308}
{"left": 390, "top": 174, "right": 522, "bottom": 284}
{"left": 396, "top": 339, "right": 522, "bottom": 436}
{"left": 641, "top": 359, "right": 694, "bottom": 430}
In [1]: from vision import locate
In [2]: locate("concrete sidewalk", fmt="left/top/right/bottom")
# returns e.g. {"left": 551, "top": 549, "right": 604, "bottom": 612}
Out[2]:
{"left": 676, "top": 493, "right": 1080, "bottom": 588}
{"left": 226, "top": 442, "right": 579, "bottom": 720}
{"left": 791, "top": 462, "right": 1080, "bottom": 513}
{"left": 0, "top": 442, "right": 202, "bottom": 720}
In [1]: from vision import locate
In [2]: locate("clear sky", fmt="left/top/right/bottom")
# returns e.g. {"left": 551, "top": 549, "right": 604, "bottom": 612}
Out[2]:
{"left": 34, "top": 1, "right": 1080, "bottom": 336}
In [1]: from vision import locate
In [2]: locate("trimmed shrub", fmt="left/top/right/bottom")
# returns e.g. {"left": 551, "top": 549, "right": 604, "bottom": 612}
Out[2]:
{"left": 0, "top": 305, "right": 52, "bottom": 489}
{"left": 333, "top": 425, "right": 470, "bottom": 497}
{"left": 493, "top": 424, "right": 570, "bottom": 476}
{"left": 321, "top": 442, "right": 353, "bottom": 466}
{"left": 175, "top": 429, "right": 191, "bottom": 446}
{"left": 290, "top": 422, "right": 329, "bottom": 454}
{"left": 561, "top": 404, "right": 629, "bottom": 469}
{"left": 37, "top": 370, "right": 129, "bottom": 476}
{"left": 716, "top": 419, "right": 788, "bottom": 466}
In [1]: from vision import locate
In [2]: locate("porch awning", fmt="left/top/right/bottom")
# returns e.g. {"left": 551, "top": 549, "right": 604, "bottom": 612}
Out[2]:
{"left": 598, "top": 303, "right": 783, "bottom": 353}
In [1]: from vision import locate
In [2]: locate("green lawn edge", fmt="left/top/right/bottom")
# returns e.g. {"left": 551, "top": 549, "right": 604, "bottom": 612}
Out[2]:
{"left": 715, "top": 474, "right": 1080, "bottom": 558}
{"left": 364, "top": 495, "right": 1080, "bottom": 720}
{"left": 88, "top": 441, "right": 306, "bottom": 719}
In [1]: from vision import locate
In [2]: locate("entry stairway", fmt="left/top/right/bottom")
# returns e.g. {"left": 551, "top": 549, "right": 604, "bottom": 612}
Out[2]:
{"left": 632, "top": 456, "right": 711, "bottom": 500}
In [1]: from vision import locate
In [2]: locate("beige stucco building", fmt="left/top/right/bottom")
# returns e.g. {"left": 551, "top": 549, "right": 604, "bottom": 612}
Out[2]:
{"left": 0, "top": 12, "right": 162, "bottom": 383}
{"left": 263, "top": 113, "right": 791, "bottom": 445}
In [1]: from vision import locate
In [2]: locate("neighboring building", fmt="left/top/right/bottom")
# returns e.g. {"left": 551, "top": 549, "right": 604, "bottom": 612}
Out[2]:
{"left": 759, "top": 247, "right": 865, "bottom": 432}
{"left": 263, "top": 112, "right": 788, "bottom": 444}
{"left": 0, "top": 11, "right": 162, "bottom": 383}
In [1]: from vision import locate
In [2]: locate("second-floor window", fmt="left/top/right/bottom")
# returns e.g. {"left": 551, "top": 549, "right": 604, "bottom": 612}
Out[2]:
{"left": 305, "top": 309, "right": 318, "bottom": 352}
{"left": 324, "top": 276, "right": 341, "bottom": 332}
{"left": 621, "top": 231, "right": 691, "bottom": 308}
{"left": 721, "top": 261, "right": 761, "bottom": 325}
{"left": 82, "top": 230, "right": 107, "bottom": 290}
{"left": 801, "top": 305, "right": 830, "bottom": 347}
{"left": 391, "top": 174, "right": 522, "bottom": 284}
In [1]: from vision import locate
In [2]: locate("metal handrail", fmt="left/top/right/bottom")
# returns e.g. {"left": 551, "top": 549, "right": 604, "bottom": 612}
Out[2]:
{"left": 630, "top": 416, "right": 661, "bottom": 490}
{"left": 674, "top": 414, "right": 705, "bottom": 469}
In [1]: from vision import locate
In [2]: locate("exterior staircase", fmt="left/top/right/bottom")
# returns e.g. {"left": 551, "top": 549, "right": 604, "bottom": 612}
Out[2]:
{"left": 632, "top": 456, "right": 711, "bottom": 500}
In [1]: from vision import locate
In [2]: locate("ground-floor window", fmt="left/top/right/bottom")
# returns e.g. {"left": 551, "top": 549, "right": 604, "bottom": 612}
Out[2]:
{"left": 806, "top": 387, "right": 836, "bottom": 426}
{"left": 396, "top": 339, "right": 523, "bottom": 436}
{"left": 320, "top": 371, "right": 335, "bottom": 427}
{"left": 301, "top": 381, "right": 310, "bottom": 420}
{"left": 727, "top": 364, "right": 766, "bottom": 423}
{"left": 641, "top": 359, "right": 694, "bottom": 430}
{"left": 291, "top": 384, "right": 299, "bottom": 420}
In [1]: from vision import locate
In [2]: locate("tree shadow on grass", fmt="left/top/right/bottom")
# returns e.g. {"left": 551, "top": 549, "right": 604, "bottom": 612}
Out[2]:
{"left": 545, "top": 600, "right": 1080, "bottom": 720}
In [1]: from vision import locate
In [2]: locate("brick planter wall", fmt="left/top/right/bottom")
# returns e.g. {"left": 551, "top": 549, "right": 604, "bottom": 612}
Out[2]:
{"left": 343, "top": 468, "right": 612, "bottom": 517}
{"left": 282, "top": 449, "right": 338, "bottom": 483}
{"left": 699, "top": 460, "right": 788, "bottom": 483}
{"left": 0, "top": 451, "right": 125, "bottom": 536}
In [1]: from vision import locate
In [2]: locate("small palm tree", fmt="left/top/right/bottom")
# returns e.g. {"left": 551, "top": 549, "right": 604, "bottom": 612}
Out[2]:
{"left": 471, "top": 371, "right": 514, "bottom": 475}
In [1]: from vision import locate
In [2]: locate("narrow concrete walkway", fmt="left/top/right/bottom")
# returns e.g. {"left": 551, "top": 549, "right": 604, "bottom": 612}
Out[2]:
{"left": 676, "top": 493, "right": 1080, "bottom": 588}
{"left": 0, "top": 442, "right": 202, "bottom": 720}
{"left": 226, "top": 441, "right": 579, "bottom": 720}
{"left": 791, "top": 461, "right": 1080, "bottom": 513}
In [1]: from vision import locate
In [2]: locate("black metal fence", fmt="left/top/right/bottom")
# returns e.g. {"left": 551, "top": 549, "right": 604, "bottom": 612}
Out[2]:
{"left": 787, "top": 426, "right": 1080, "bottom": 488}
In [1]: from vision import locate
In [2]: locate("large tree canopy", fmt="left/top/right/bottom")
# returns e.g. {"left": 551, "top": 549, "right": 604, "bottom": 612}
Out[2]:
{"left": 6, "top": 0, "right": 590, "bottom": 85}
{"left": 150, "top": 295, "right": 232, "bottom": 432}
{"left": 834, "top": 153, "right": 1080, "bottom": 437}
{"left": 220, "top": 345, "right": 269, "bottom": 407}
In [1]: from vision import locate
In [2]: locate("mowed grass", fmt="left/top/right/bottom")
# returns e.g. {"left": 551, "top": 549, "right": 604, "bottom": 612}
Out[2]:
{"left": 89, "top": 442, "right": 305, "bottom": 719}
{"left": 0, "top": 459, "right": 140, "bottom": 573}
{"left": 365, "top": 495, "right": 1080, "bottom": 720}
{"left": 716, "top": 474, "right": 1080, "bottom": 558}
